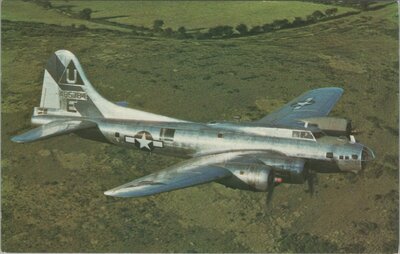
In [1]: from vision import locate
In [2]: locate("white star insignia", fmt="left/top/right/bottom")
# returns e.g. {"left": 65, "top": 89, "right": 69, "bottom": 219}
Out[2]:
{"left": 293, "top": 97, "right": 314, "bottom": 110}
{"left": 136, "top": 132, "right": 152, "bottom": 150}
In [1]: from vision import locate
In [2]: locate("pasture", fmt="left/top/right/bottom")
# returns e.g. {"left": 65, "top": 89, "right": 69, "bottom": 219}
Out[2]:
{"left": 51, "top": 1, "right": 356, "bottom": 30}
{"left": 1, "top": 0, "right": 130, "bottom": 31}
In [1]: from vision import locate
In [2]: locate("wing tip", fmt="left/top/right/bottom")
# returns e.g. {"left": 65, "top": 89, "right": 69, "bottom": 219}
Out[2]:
{"left": 11, "top": 136, "right": 22, "bottom": 143}
{"left": 315, "top": 87, "right": 344, "bottom": 94}
{"left": 104, "top": 189, "right": 126, "bottom": 197}
{"left": 11, "top": 134, "right": 31, "bottom": 143}
{"left": 104, "top": 189, "right": 116, "bottom": 196}
{"left": 104, "top": 188, "right": 135, "bottom": 197}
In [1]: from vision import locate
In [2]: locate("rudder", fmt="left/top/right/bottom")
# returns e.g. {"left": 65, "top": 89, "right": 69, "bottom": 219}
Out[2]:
{"left": 39, "top": 50, "right": 103, "bottom": 118}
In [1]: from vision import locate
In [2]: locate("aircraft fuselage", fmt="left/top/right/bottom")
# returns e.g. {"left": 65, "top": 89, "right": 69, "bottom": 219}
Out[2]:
{"left": 32, "top": 114, "right": 368, "bottom": 182}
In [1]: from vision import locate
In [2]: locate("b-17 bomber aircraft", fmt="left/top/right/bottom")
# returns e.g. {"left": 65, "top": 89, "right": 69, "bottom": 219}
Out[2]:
{"left": 12, "top": 50, "right": 375, "bottom": 205}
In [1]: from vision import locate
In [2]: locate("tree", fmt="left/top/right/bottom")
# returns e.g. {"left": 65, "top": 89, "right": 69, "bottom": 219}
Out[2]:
{"left": 177, "top": 26, "right": 186, "bottom": 34}
{"left": 235, "top": 23, "right": 248, "bottom": 35}
{"left": 311, "top": 10, "right": 325, "bottom": 20}
{"left": 262, "top": 23, "right": 273, "bottom": 32}
{"left": 177, "top": 26, "right": 187, "bottom": 39}
{"left": 306, "top": 15, "right": 316, "bottom": 23}
{"left": 208, "top": 25, "right": 234, "bottom": 38}
{"left": 325, "top": 8, "right": 338, "bottom": 16}
{"left": 79, "top": 8, "right": 92, "bottom": 20}
{"left": 163, "top": 27, "right": 174, "bottom": 37}
{"left": 249, "top": 25, "right": 262, "bottom": 34}
{"left": 153, "top": 19, "right": 164, "bottom": 32}
{"left": 194, "top": 32, "right": 211, "bottom": 40}
{"left": 222, "top": 26, "right": 234, "bottom": 37}
{"left": 272, "top": 19, "right": 289, "bottom": 29}
{"left": 292, "top": 17, "right": 305, "bottom": 27}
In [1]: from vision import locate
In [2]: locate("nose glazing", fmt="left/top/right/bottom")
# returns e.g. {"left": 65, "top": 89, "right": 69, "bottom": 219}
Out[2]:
{"left": 361, "top": 146, "right": 375, "bottom": 170}
{"left": 362, "top": 146, "right": 375, "bottom": 161}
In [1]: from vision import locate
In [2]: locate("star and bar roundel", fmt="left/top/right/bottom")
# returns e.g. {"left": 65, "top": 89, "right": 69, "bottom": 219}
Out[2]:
{"left": 124, "top": 131, "right": 163, "bottom": 151}
{"left": 290, "top": 97, "right": 315, "bottom": 110}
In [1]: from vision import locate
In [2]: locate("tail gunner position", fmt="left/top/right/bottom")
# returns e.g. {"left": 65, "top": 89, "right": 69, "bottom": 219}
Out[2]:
{"left": 12, "top": 50, "right": 375, "bottom": 204}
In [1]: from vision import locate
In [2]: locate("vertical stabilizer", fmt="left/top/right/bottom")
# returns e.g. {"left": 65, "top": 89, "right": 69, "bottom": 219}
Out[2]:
{"left": 37, "top": 50, "right": 185, "bottom": 122}
{"left": 39, "top": 50, "right": 103, "bottom": 118}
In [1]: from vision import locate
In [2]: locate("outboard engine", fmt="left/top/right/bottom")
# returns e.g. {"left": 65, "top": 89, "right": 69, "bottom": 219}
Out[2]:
{"left": 217, "top": 164, "right": 274, "bottom": 192}
{"left": 217, "top": 156, "right": 307, "bottom": 191}
{"left": 302, "top": 117, "right": 352, "bottom": 137}
{"left": 217, "top": 159, "right": 309, "bottom": 205}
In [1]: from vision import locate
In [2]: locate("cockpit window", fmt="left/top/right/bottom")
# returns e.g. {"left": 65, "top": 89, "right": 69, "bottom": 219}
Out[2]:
{"left": 301, "top": 132, "right": 313, "bottom": 139}
{"left": 292, "top": 130, "right": 314, "bottom": 140}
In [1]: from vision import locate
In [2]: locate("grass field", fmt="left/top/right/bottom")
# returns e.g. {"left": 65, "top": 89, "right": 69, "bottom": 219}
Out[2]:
{"left": 51, "top": 1, "right": 356, "bottom": 30}
{"left": 1, "top": 0, "right": 398, "bottom": 253}
{"left": 1, "top": 0, "right": 131, "bottom": 31}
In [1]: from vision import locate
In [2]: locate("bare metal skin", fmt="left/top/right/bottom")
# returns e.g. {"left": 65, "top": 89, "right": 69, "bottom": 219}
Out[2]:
{"left": 12, "top": 50, "right": 375, "bottom": 205}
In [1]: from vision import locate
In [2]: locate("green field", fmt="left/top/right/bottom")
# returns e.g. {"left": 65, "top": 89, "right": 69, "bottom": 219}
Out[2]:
{"left": 1, "top": 0, "right": 398, "bottom": 253}
{"left": 1, "top": 0, "right": 130, "bottom": 31}
{"left": 53, "top": 0, "right": 355, "bottom": 30}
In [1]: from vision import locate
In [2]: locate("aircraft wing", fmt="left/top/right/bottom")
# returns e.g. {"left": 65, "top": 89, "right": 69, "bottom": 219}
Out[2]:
{"left": 103, "top": 151, "right": 270, "bottom": 198}
{"left": 255, "top": 87, "right": 343, "bottom": 127}
{"left": 103, "top": 153, "right": 238, "bottom": 197}
{"left": 11, "top": 120, "right": 96, "bottom": 143}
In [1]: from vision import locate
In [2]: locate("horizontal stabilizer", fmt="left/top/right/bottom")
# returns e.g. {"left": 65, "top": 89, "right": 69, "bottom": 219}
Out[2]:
{"left": 11, "top": 120, "right": 96, "bottom": 143}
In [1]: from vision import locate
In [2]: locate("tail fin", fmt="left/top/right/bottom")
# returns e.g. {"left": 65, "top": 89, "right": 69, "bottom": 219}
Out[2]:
{"left": 37, "top": 50, "right": 184, "bottom": 122}
{"left": 40, "top": 50, "right": 106, "bottom": 118}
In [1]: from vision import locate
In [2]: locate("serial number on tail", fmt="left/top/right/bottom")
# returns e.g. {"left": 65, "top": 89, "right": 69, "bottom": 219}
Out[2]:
{"left": 60, "top": 91, "right": 87, "bottom": 101}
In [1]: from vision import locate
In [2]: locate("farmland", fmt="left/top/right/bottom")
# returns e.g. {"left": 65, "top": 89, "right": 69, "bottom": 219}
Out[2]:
{"left": 1, "top": 0, "right": 398, "bottom": 252}
{"left": 1, "top": 0, "right": 130, "bottom": 31}
{"left": 50, "top": 1, "right": 355, "bottom": 30}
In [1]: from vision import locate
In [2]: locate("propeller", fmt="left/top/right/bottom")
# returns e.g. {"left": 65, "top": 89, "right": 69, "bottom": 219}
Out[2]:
{"left": 351, "top": 128, "right": 362, "bottom": 135}
{"left": 266, "top": 185, "right": 275, "bottom": 207}
{"left": 348, "top": 121, "right": 363, "bottom": 137}
{"left": 266, "top": 170, "right": 276, "bottom": 207}
{"left": 305, "top": 169, "right": 317, "bottom": 196}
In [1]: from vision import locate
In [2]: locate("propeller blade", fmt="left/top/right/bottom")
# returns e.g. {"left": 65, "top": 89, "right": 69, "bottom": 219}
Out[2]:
{"left": 266, "top": 170, "right": 275, "bottom": 207}
{"left": 307, "top": 174, "right": 315, "bottom": 196}
{"left": 351, "top": 128, "right": 362, "bottom": 135}
{"left": 306, "top": 170, "right": 317, "bottom": 196}
{"left": 266, "top": 185, "right": 274, "bottom": 206}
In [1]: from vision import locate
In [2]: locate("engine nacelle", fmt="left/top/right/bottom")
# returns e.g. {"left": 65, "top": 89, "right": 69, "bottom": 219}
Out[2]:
{"left": 217, "top": 164, "right": 273, "bottom": 192}
{"left": 217, "top": 156, "right": 307, "bottom": 191}
{"left": 302, "top": 117, "right": 352, "bottom": 137}
{"left": 256, "top": 156, "right": 306, "bottom": 184}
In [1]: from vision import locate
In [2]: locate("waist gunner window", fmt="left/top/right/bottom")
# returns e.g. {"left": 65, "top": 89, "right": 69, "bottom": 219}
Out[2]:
{"left": 160, "top": 128, "right": 176, "bottom": 142}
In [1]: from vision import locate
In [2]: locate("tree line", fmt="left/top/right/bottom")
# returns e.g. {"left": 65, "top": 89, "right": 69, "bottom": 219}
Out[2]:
{"left": 25, "top": 0, "right": 363, "bottom": 40}
{"left": 298, "top": 0, "right": 375, "bottom": 10}
{"left": 143, "top": 7, "right": 352, "bottom": 40}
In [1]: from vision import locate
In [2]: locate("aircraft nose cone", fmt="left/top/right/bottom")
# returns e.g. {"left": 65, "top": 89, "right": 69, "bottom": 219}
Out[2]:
{"left": 361, "top": 146, "right": 375, "bottom": 170}
{"left": 362, "top": 146, "right": 375, "bottom": 161}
